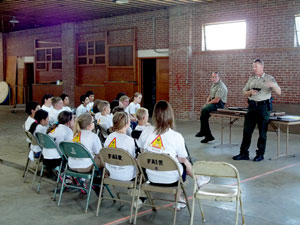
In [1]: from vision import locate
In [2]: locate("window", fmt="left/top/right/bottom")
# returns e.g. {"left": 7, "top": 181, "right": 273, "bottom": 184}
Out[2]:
{"left": 36, "top": 47, "right": 62, "bottom": 70}
{"left": 109, "top": 45, "right": 133, "bottom": 66}
{"left": 295, "top": 16, "right": 300, "bottom": 46}
{"left": 203, "top": 21, "right": 246, "bottom": 51}
{"left": 77, "top": 40, "right": 105, "bottom": 66}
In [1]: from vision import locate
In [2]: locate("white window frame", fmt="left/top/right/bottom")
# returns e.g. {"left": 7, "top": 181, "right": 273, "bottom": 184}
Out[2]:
{"left": 202, "top": 20, "right": 247, "bottom": 51}
{"left": 295, "top": 15, "right": 300, "bottom": 47}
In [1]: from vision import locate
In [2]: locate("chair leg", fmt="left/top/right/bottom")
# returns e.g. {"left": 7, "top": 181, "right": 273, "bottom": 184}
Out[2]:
{"left": 129, "top": 187, "right": 136, "bottom": 224}
{"left": 133, "top": 186, "right": 141, "bottom": 225}
{"left": 37, "top": 164, "right": 44, "bottom": 193}
{"left": 235, "top": 199, "right": 239, "bottom": 225}
{"left": 189, "top": 194, "right": 196, "bottom": 225}
{"left": 58, "top": 172, "right": 66, "bottom": 207}
{"left": 198, "top": 199, "right": 205, "bottom": 222}
{"left": 53, "top": 163, "right": 63, "bottom": 201}
{"left": 172, "top": 191, "right": 179, "bottom": 225}
{"left": 104, "top": 184, "right": 115, "bottom": 199}
{"left": 23, "top": 158, "right": 31, "bottom": 183}
{"left": 181, "top": 184, "right": 191, "bottom": 215}
{"left": 31, "top": 158, "right": 41, "bottom": 189}
{"left": 85, "top": 178, "right": 93, "bottom": 213}
{"left": 23, "top": 157, "right": 30, "bottom": 178}
{"left": 96, "top": 177, "right": 105, "bottom": 216}
{"left": 239, "top": 196, "right": 245, "bottom": 225}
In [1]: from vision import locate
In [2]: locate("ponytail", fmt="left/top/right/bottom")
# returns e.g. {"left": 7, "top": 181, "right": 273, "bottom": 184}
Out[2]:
{"left": 73, "top": 113, "right": 92, "bottom": 136}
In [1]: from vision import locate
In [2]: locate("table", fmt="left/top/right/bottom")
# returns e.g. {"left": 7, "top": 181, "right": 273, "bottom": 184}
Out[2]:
{"left": 210, "top": 109, "right": 300, "bottom": 159}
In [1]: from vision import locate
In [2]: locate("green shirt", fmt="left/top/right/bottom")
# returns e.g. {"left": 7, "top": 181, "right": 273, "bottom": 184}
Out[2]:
{"left": 210, "top": 80, "right": 228, "bottom": 103}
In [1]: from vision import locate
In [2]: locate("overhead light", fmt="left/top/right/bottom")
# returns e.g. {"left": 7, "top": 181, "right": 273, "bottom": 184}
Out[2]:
{"left": 9, "top": 16, "right": 19, "bottom": 24}
{"left": 113, "top": 0, "right": 129, "bottom": 4}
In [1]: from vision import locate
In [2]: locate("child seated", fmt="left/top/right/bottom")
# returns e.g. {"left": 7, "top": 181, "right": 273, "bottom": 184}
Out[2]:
{"left": 25, "top": 101, "right": 40, "bottom": 131}
{"left": 41, "top": 94, "right": 53, "bottom": 113}
{"left": 49, "top": 97, "right": 64, "bottom": 126}
{"left": 68, "top": 113, "right": 102, "bottom": 172}
{"left": 76, "top": 95, "right": 89, "bottom": 118}
{"left": 29, "top": 109, "right": 49, "bottom": 159}
{"left": 43, "top": 111, "right": 74, "bottom": 170}
{"left": 95, "top": 100, "right": 113, "bottom": 133}
{"left": 103, "top": 112, "right": 136, "bottom": 181}
{"left": 135, "top": 107, "right": 151, "bottom": 132}
{"left": 86, "top": 91, "right": 95, "bottom": 112}
{"left": 60, "top": 94, "right": 72, "bottom": 112}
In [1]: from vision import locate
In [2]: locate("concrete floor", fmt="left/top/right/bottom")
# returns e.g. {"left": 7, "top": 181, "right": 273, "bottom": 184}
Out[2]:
{"left": 1, "top": 108, "right": 300, "bottom": 225}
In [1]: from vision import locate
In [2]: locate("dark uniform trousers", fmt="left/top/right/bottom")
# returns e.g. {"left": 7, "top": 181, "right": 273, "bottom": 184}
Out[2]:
{"left": 240, "top": 100, "right": 270, "bottom": 156}
{"left": 200, "top": 101, "right": 224, "bottom": 138}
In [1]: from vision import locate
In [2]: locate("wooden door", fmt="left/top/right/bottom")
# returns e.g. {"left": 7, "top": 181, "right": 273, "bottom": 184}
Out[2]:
{"left": 6, "top": 56, "right": 17, "bottom": 105}
{"left": 156, "top": 58, "right": 169, "bottom": 101}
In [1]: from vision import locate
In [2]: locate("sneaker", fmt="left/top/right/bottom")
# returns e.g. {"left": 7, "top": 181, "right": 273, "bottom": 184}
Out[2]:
{"left": 173, "top": 202, "right": 186, "bottom": 210}
{"left": 195, "top": 131, "right": 205, "bottom": 137}
{"left": 200, "top": 136, "right": 215, "bottom": 143}
{"left": 133, "top": 199, "right": 143, "bottom": 209}
{"left": 196, "top": 176, "right": 210, "bottom": 188}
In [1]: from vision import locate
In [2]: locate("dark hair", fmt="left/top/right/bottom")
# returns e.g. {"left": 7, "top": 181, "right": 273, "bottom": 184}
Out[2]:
{"left": 115, "top": 92, "right": 126, "bottom": 100}
{"left": 153, "top": 100, "right": 175, "bottom": 134}
{"left": 93, "top": 99, "right": 103, "bottom": 114}
{"left": 80, "top": 94, "right": 87, "bottom": 103}
{"left": 25, "top": 101, "right": 39, "bottom": 115}
{"left": 29, "top": 109, "right": 48, "bottom": 134}
{"left": 110, "top": 100, "right": 120, "bottom": 112}
{"left": 58, "top": 111, "right": 73, "bottom": 124}
{"left": 41, "top": 94, "right": 53, "bottom": 105}
{"left": 60, "top": 94, "right": 68, "bottom": 101}
{"left": 86, "top": 91, "right": 94, "bottom": 97}
{"left": 112, "top": 106, "right": 124, "bottom": 115}
{"left": 253, "top": 58, "right": 264, "bottom": 65}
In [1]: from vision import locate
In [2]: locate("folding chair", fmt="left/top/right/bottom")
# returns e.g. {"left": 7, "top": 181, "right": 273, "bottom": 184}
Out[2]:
{"left": 189, "top": 161, "right": 245, "bottom": 225}
{"left": 95, "top": 124, "right": 107, "bottom": 147}
{"left": 22, "top": 128, "right": 32, "bottom": 178}
{"left": 58, "top": 141, "right": 113, "bottom": 213}
{"left": 23, "top": 130, "right": 42, "bottom": 189}
{"left": 35, "top": 132, "right": 64, "bottom": 196}
{"left": 135, "top": 152, "right": 191, "bottom": 225}
{"left": 96, "top": 147, "right": 139, "bottom": 224}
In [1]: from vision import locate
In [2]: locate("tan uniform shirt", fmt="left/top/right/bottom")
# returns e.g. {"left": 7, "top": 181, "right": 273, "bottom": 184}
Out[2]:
{"left": 243, "top": 73, "right": 279, "bottom": 101}
{"left": 210, "top": 80, "right": 228, "bottom": 103}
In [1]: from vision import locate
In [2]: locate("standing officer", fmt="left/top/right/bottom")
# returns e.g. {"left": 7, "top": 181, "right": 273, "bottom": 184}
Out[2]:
{"left": 195, "top": 72, "right": 228, "bottom": 143}
{"left": 233, "top": 59, "right": 281, "bottom": 162}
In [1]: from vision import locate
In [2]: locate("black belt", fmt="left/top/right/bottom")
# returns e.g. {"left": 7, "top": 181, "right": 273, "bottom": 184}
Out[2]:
{"left": 248, "top": 99, "right": 269, "bottom": 106}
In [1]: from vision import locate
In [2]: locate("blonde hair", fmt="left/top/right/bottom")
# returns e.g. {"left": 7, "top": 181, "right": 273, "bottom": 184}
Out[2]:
{"left": 153, "top": 100, "right": 175, "bottom": 134}
{"left": 136, "top": 107, "right": 148, "bottom": 120}
{"left": 51, "top": 97, "right": 62, "bottom": 106}
{"left": 119, "top": 95, "right": 129, "bottom": 102}
{"left": 99, "top": 100, "right": 110, "bottom": 113}
{"left": 73, "top": 113, "right": 93, "bottom": 136}
{"left": 113, "top": 112, "right": 129, "bottom": 131}
{"left": 93, "top": 99, "right": 103, "bottom": 114}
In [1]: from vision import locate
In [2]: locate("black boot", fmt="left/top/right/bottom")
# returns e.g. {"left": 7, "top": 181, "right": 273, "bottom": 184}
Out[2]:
{"left": 232, "top": 153, "right": 249, "bottom": 160}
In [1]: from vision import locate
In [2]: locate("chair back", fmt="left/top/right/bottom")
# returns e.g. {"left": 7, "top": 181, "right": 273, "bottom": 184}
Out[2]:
{"left": 100, "top": 147, "right": 138, "bottom": 169}
{"left": 131, "top": 130, "right": 142, "bottom": 139}
{"left": 137, "top": 152, "right": 179, "bottom": 172}
{"left": 193, "top": 161, "right": 239, "bottom": 178}
{"left": 35, "top": 132, "right": 64, "bottom": 158}
{"left": 59, "top": 141, "right": 98, "bottom": 169}
{"left": 24, "top": 130, "right": 39, "bottom": 146}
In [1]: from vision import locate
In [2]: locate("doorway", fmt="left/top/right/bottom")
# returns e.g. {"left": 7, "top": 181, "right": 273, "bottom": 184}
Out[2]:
{"left": 24, "top": 63, "right": 34, "bottom": 102}
{"left": 141, "top": 59, "right": 156, "bottom": 117}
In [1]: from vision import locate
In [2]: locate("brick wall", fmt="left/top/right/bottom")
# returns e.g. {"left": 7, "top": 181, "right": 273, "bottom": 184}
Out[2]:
{"left": 169, "top": 0, "right": 300, "bottom": 119}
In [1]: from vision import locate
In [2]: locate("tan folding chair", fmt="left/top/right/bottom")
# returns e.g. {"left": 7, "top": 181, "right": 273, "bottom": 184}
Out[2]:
{"left": 190, "top": 161, "right": 245, "bottom": 225}
{"left": 23, "top": 130, "right": 43, "bottom": 189}
{"left": 96, "top": 147, "right": 139, "bottom": 223}
{"left": 135, "top": 152, "right": 191, "bottom": 225}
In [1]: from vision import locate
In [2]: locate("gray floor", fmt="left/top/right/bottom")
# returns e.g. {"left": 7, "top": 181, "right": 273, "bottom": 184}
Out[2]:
{"left": 1, "top": 108, "right": 300, "bottom": 225}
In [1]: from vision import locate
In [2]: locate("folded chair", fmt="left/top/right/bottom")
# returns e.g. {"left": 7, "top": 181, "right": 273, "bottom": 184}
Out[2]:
{"left": 35, "top": 132, "right": 65, "bottom": 196}
{"left": 58, "top": 141, "right": 113, "bottom": 213}
{"left": 96, "top": 147, "right": 139, "bottom": 224}
{"left": 95, "top": 124, "right": 108, "bottom": 147}
{"left": 189, "top": 161, "right": 245, "bottom": 225}
{"left": 135, "top": 152, "right": 191, "bottom": 225}
{"left": 23, "top": 130, "right": 42, "bottom": 189}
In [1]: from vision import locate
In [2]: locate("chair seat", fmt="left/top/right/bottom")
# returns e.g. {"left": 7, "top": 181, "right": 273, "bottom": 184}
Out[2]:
{"left": 141, "top": 183, "right": 178, "bottom": 194}
{"left": 104, "top": 177, "right": 135, "bottom": 188}
{"left": 196, "top": 184, "right": 238, "bottom": 201}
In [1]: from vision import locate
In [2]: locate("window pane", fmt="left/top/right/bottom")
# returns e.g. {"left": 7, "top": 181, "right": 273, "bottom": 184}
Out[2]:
{"left": 95, "top": 41, "right": 105, "bottom": 55}
{"left": 52, "top": 48, "right": 62, "bottom": 61}
{"left": 36, "top": 49, "right": 45, "bottom": 61}
{"left": 204, "top": 21, "right": 246, "bottom": 50}
{"left": 95, "top": 56, "right": 105, "bottom": 64}
{"left": 296, "top": 16, "right": 300, "bottom": 46}
{"left": 78, "top": 57, "right": 87, "bottom": 65}
{"left": 52, "top": 62, "right": 62, "bottom": 70}
{"left": 78, "top": 42, "right": 87, "bottom": 56}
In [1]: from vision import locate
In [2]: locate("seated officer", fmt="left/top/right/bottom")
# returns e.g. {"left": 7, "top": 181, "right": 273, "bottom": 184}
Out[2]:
{"left": 195, "top": 72, "right": 228, "bottom": 143}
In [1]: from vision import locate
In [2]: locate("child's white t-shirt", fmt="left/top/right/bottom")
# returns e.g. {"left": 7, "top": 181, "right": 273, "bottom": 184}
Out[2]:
{"left": 128, "top": 102, "right": 140, "bottom": 115}
{"left": 41, "top": 105, "right": 52, "bottom": 113}
{"left": 76, "top": 104, "right": 89, "bottom": 118}
{"left": 68, "top": 130, "right": 101, "bottom": 169}
{"left": 25, "top": 116, "right": 35, "bottom": 143}
{"left": 49, "top": 108, "right": 63, "bottom": 126}
{"left": 43, "top": 124, "right": 73, "bottom": 159}
{"left": 135, "top": 125, "right": 147, "bottom": 132}
{"left": 103, "top": 132, "right": 136, "bottom": 181}
{"left": 95, "top": 113, "right": 113, "bottom": 131}
{"left": 137, "top": 126, "right": 187, "bottom": 184}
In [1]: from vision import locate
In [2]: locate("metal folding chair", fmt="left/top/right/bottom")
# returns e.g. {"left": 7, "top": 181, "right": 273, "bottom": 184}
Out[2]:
{"left": 190, "top": 161, "right": 245, "bottom": 225}
{"left": 135, "top": 152, "right": 191, "bottom": 225}
{"left": 96, "top": 147, "right": 139, "bottom": 223}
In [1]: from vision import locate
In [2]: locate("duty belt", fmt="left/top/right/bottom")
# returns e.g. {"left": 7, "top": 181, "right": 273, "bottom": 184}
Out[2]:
{"left": 248, "top": 99, "right": 270, "bottom": 106}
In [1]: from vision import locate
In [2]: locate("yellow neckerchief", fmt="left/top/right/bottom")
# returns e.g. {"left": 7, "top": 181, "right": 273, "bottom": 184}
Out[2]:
{"left": 73, "top": 132, "right": 81, "bottom": 143}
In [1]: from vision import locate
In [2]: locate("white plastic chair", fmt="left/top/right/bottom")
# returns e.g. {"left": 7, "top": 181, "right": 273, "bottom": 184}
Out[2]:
{"left": 190, "top": 161, "right": 245, "bottom": 225}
